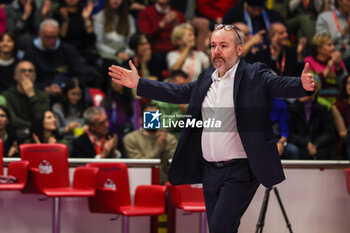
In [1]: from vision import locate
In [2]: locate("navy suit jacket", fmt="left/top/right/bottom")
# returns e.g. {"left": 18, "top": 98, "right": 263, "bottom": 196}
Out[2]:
{"left": 138, "top": 60, "right": 310, "bottom": 187}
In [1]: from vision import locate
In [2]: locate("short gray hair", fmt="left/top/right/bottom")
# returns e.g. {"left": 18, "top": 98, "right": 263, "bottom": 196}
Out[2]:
{"left": 84, "top": 107, "right": 104, "bottom": 125}
{"left": 39, "top": 19, "right": 59, "bottom": 33}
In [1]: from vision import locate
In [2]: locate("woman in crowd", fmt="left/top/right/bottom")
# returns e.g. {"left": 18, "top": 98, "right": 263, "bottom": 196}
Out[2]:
{"left": 101, "top": 79, "right": 135, "bottom": 139}
{"left": 0, "top": 31, "right": 18, "bottom": 93}
{"left": 332, "top": 75, "right": 350, "bottom": 159}
{"left": 127, "top": 32, "right": 162, "bottom": 80}
{"left": 93, "top": 0, "right": 136, "bottom": 64}
{"left": 304, "top": 33, "right": 347, "bottom": 106}
{"left": 52, "top": 78, "right": 86, "bottom": 150}
{"left": 54, "top": 0, "right": 96, "bottom": 60}
{"left": 167, "top": 23, "right": 209, "bottom": 82}
{"left": 28, "top": 109, "right": 66, "bottom": 145}
{"left": 0, "top": 106, "right": 18, "bottom": 157}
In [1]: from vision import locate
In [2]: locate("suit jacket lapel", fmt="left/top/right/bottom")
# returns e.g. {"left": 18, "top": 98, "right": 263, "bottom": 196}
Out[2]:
{"left": 234, "top": 59, "right": 244, "bottom": 106}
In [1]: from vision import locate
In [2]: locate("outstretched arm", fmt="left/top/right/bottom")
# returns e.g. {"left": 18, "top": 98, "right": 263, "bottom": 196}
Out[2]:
{"left": 108, "top": 61, "right": 194, "bottom": 104}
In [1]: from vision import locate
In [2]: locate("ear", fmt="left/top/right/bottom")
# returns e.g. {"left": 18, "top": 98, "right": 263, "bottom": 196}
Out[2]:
{"left": 237, "top": 44, "right": 244, "bottom": 57}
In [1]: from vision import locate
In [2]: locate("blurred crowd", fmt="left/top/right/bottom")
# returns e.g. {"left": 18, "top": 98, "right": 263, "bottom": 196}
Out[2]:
{"left": 0, "top": 0, "right": 349, "bottom": 183}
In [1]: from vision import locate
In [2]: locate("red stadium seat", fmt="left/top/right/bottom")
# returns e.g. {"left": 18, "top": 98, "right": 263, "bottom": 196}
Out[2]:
{"left": 166, "top": 183, "right": 207, "bottom": 233}
{"left": 0, "top": 139, "right": 29, "bottom": 190}
{"left": 86, "top": 162, "right": 166, "bottom": 233}
{"left": 20, "top": 143, "right": 98, "bottom": 233}
{"left": 345, "top": 168, "right": 350, "bottom": 194}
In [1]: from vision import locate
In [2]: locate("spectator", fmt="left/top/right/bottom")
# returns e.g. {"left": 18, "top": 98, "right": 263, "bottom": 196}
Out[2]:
{"left": 27, "top": 109, "right": 67, "bottom": 144}
{"left": 288, "top": 80, "right": 336, "bottom": 160}
{"left": 167, "top": 23, "right": 209, "bottom": 82}
{"left": 304, "top": 33, "right": 347, "bottom": 106}
{"left": 100, "top": 79, "right": 135, "bottom": 139}
{"left": 332, "top": 75, "right": 350, "bottom": 159}
{"left": 316, "top": 0, "right": 350, "bottom": 70}
{"left": 54, "top": 0, "right": 96, "bottom": 62}
{"left": 0, "top": 31, "right": 18, "bottom": 93}
{"left": 196, "top": 0, "right": 238, "bottom": 29}
{"left": 24, "top": 18, "right": 86, "bottom": 97}
{"left": 0, "top": 106, "right": 19, "bottom": 157}
{"left": 124, "top": 103, "right": 177, "bottom": 184}
{"left": 223, "top": 0, "right": 284, "bottom": 49}
{"left": 71, "top": 106, "right": 123, "bottom": 158}
{"left": 247, "top": 22, "right": 306, "bottom": 77}
{"left": 153, "top": 70, "right": 188, "bottom": 139}
{"left": 4, "top": 0, "right": 52, "bottom": 50}
{"left": 234, "top": 21, "right": 265, "bottom": 57}
{"left": 2, "top": 60, "right": 50, "bottom": 142}
{"left": 138, "top": 0, "right": 186, "bottom": 71}
{"left": 126, "top": 32, "right": 162, "bottom": 80}
{"left": 93, "top": 0, "right": 135, "bottom": 65}
{"left": 52, "top": 78, "right": 87, "bottom": 151}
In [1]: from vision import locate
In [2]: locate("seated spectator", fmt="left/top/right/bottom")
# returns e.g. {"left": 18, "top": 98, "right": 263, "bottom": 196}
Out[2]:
{"left": 126, "top": 32, "right": 162, "bottom": 80}
{"left": 247, "top": 22, "right": 306, "bottom": 77}
{"left": 52, "top": 78, "right": 87, "bottom": 151}
{"left": 2, "top": 60, "right": 50, "bottom": 142}
{"left": 316, "top": 0, "right": 350, "bottom": 70}
{"left": 196, "top": 0, "right": 238, "bottom": 29}
{"left": 71, "top": 106, "right": 123, "bottom": 158}
{"left": 100, "top": 79, "right": 135, "bottom": 139}
{"left": 0, "top": 31, "right": 18, "bottom": 93}
{"left": 24, "top": 18, "right": 86, "bottom": 97}
{"left": 0, "top": 106, "right": 19, "bottom": 157}
{"left": 93, "top": 0, "right": 135, "bottom": 65}
{"left": 167, "top": 23, "right": 209, "bottom": 82}
{"left": 223, "top": 0, "right": 284, "bottom": 49}
{"left": 27, "top": 109, "right": 67, "bottom": 144}
{"left": 54, "top": 0, "right": 96, "bottom": 63}
{"left": 332, "top": 75, "right": 350, "bottom": 159}
{"left": 288, "top": 81, "right": 336, "bottom": 160}
{"left": 285, "top": 0, "right": 325, "bottom": 45}
{"left": 124, "top": 103, "right": 177, "bottom": 184}
{"left": 234, "top": 22, "right": 265, "bottom": 57}
{"left": 138, "top": 0, "right": 186, "bottom": 71}
{"left": 4, "top": 0, "right": 52, "bottom": 50}
{"left": 153, "top": 70, "right": 188, "bottom": 139}
{"left": 304, "top": 33, "right": 347, "bottom": 106}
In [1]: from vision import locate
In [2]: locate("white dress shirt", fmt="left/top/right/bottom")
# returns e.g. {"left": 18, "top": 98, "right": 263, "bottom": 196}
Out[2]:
{"left": 201, "top": 61, "right": 247, "bottom": 162}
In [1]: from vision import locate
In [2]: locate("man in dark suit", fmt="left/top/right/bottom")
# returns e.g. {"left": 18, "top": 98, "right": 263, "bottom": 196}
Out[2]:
{"left": 108, "top": 24, "right": 315, "bottom": 233}
{"left": 71, "top": 107, "right": 122, "bottom": 158}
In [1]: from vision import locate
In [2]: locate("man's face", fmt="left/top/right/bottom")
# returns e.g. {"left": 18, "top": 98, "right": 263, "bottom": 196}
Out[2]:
{"left": 90, "top": 112, "right": 109, "bottom": 138}
{"left": 40, "top": 25, "right": 59, "bottom": 51}
{"left": 338, "top": 0, "right": 350, "bottom": 13}
{"left": 210, "top": 29, "right": 243, "bottom": 76}
{"left": 271, "top": 24, "right": 289, "bottom": 47}
{"left": 15, "top": 61, "right": 36, "bottom": 83}
{"left": 246, "top": 4, "right": 264, "bottom": 18}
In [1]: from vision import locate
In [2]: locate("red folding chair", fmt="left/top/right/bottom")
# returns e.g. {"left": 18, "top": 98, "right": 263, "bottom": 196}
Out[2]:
{"left": 0, "top": 139, "right": 29, "bottom": 190}
{"left": 20, "top": 143, "right": 98, "bottom": 233}
{"left": 167, "top": 183, "right": 207, "bottom": 233}
{"left": 86, "top": 162, "right": 167, "bottom": 233}
{"left": 345, "top": 168, "right": 350, "bottom": 194}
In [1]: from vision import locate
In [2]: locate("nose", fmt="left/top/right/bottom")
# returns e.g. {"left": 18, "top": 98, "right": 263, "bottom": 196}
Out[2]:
{"left": 213, "top": 46, "right": 222, "bottom": 55}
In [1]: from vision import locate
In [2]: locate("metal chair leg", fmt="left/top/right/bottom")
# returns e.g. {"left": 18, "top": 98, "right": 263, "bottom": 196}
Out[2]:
{"left": 200, "top": 212, "right": 207, "bottom": 233}
{"left": 53, "top": 197, "right": 61, "bottom": 233}
{"left": 122, "top": 216, "right": 129, "bottom": 233}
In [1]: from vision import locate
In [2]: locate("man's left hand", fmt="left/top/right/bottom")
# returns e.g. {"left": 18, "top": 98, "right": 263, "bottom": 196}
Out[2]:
{"left": 301, "top": 63, "right": 315, "bottom": 91}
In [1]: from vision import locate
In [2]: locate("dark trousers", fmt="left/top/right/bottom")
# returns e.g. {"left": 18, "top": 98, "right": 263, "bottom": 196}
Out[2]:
{"left": 202, "top": 159, "right": 260, "bottom": 233}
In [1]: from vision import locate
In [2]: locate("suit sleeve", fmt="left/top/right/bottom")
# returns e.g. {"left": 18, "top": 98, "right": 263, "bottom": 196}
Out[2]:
{"left": 137, "top": 78, "right": 196, "bottom": 104}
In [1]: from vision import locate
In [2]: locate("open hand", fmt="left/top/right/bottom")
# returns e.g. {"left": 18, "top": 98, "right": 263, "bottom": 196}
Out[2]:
{"left": 109, "top": 60, "right": 140, "bottom": 88}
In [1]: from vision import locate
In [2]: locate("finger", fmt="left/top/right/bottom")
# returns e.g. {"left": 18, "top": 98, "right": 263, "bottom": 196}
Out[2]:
{"left": 109, "top": 72, "right": 123, "bottom": 81}
{"left": 111, "top": 77, "right": 123, "bottom": 85}
{"left": 129, "top": 60, "right": 137, "bottom": 73}
{"left": 257, "top": 29, "right": 266, "bottom": 35}
{"left": 302, "top": 63, "right": 309, "bottom": 74}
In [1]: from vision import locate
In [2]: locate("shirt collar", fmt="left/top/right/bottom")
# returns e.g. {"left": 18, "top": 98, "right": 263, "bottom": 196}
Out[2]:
{"left": 155, "top": 3, "right": 170, "bottom": 14}
{"left": 211, "top": 60, "right": 240, "bottom": 82}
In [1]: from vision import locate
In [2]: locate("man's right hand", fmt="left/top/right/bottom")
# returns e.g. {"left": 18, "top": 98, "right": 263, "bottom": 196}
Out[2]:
{"left": 20, "top": 77, "right": 35, "bottom": 98}
{"left": 108, "top": 60, "right": 140, "bottom": 88}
